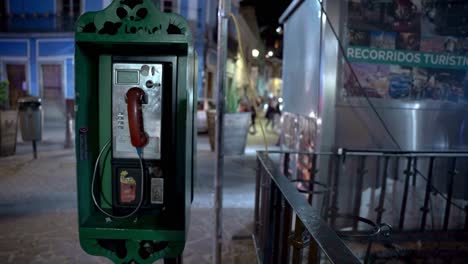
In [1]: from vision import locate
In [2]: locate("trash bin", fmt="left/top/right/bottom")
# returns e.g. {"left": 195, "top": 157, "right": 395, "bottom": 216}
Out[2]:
{"left": 18, "top": 97, "right": 42, "bottom": 141}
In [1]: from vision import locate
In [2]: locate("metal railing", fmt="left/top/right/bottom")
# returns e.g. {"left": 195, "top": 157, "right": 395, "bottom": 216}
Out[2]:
{"left": 254, "top": 151, "right": 361, "bottom": 264}
{"left": 331, "top": 149, "right": 468, "bottom": 232}
{"left": 253, "top": 149, "right": 468, "bottom": 263}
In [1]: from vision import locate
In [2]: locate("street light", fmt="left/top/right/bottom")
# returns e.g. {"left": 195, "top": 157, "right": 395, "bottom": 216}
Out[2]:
{"left": 276, "top": 26, "right": 282, "bottom": 34}
{"left": 251, "top": 49, "right": 259, "bottom": 58}
{"left": 267, "top": 51, "right": 274, "bottom": 57}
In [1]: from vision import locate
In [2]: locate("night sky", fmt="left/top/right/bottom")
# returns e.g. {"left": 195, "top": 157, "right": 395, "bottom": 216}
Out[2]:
{"left": 251, "top": 0, "right": 292, "bottom": 28}
{"left": 241, "top": 0, "right": 293, "bottom": 58}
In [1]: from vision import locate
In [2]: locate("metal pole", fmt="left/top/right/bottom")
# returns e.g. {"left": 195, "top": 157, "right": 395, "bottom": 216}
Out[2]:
{"left": 32, "top": 140, "right": 37, "bottom": 159}
{"left": 213, "top": 0, "right": 230, "bottom": 263}
{"left": 65, "top": 113, "right": 72, "bottom": 149}
{"left": 352, "top": 156, "right": 366, "bottom": 231}
{"left": 376, "top": 156, "right": 389, "bottom": 224}
{"left": 280, "top": 203, "right": 292, "bottom": 264}
{"left": 420, "top": 157, "right": 435, "bottom": 231}
{"left": 307, "top": 240, "right": 319, "bottom": 264}
{"left": 399, "top": 157, "right": 412, "bottom": 230}
{"left": 443, "top": 158, "right": 457, "bottom": 230}
{"left": 393, "top": 157, "right": 399, "bottom": 180}
{"left": 330, "top": 155, "right": 345, "bottom": 228}
{"left": 259, "top": 173, "right": 271, "bottom": 261}
{"left": 307, "top": 154, "right": 318, "bottom": 205}
{"left": 283, "top": 153, "right": 290, "bottom": 177}
{"left": 412, "top": 158, "right": 418, "bottom": 186}
{"left": 268, "top": 183, "right": 281, "bottom": 264}
{"left": 254, "top": 157, "right": 261, "bottom": 236}
{"left": 291, "top": 217, "right": 305, "bottom": 264}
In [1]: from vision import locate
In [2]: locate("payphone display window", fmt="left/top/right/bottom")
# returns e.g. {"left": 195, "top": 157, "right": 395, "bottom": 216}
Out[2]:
{"left": 112, "top": 63, "right": 163, "bottom": 160}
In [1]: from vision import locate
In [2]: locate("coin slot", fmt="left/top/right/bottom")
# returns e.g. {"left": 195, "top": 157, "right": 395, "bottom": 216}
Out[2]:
{"left": 146, "top": 80, "right": 154, "bottom": 88}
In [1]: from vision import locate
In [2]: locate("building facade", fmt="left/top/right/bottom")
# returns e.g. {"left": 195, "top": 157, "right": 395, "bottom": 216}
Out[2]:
{"left": 0, "top": 0, "right": 204, "bottom": 127}
{"left": 202, "top": 0, "right": 272, "bottom": 105}
{"left": 0, "top": 0, "right": 271, "bottom": 129}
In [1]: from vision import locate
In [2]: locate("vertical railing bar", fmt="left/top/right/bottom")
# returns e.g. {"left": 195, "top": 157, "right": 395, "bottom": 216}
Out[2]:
{"left": 291, "top": 216, "right": 305, "bottom": 264}
{"left": 393, "top": 157, "right": 400, "bottom": 180}
{"left": 399, "top": 157, "right": 413, "bottom": 230}
{"left": 257, "top": 163, "right": 264, "bottom": 260}
{"left": 420, "top": 157, "right": 435, "bottom": 231}
{"left": 443, "top": 158, "right": 457, "bottom": 231}
{"left": 272, "top": 184, "right": 283, "bottom": 264}
{"left": 308, "top": 154, "right": 318, "bottom": 204}
{"left": 254, "top": 156, "right": 261, "bottom": 237}
{"left": 391, "top": 156, "right": 400, "bottom": 226}
{"left": 368, "top": 156, "right": 381, "bottom": 220}
{"left": 306, "top": 153, "right": 318, "bottom": 263}
{"left": 257, "top": 166, "right": 263, "bottom": 260}
{"left": 352, "top": 156, "right": 367, "bottom": 231}
{"left": 322, "top": 155, "right": 336, "bottom": 221}
{"left": 284, "top": 153, "right": 291, "bottom": 178}
{"left": 412, "top": 158, "right": 418, "bottom": 187}
{"left": 464, "top": 205, "right": 468, "bottom": 231}
{"left": 280, "top": 202, "right": 292, "bottom": 264}
{"left": 376, "top": 156, "right": 390, "bottom": 224}
{"left": 307, "top": 239, "right": 319, "bottom": 264}
{"left": 279, "top": 152, "right": 291, "bottom": 264}
{"left": 258, "top": 169, "right": 270, "bottom": 261}
{"left": 330, "top": 154, "right": 345, "bottom": 228}
{"left": 263, "top": 180, "right": 277, "bottom": 264}
{"left": 363, "top": 238, "right": 373, "bottom": 264}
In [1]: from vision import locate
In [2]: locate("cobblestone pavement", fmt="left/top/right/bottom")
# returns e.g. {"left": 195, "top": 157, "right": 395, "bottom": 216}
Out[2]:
{"left": 0, "top": 121, "right": 279, "bottom": 264}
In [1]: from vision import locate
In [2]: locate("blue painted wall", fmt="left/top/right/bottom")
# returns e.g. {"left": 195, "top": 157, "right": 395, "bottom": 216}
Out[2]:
{"left": 0, "top": 41, "right": 28, "bottom": 57}
{"left": 180, "top": 0, "right": 189, "bottom": 17}
{"left": 29, "top": 38, "right": 38, "bottom": 96}
{"left": 10, "top": 0, "right": 55, "bottom": 15}
{"left": 66, "top": 58, "right": 74, "bottom": 98}
{"left": 174, "top": 0, "right": 206, "bottom": 98}
{"left": 9, "top": 0, "right": 105, "bottom": 14}
{"left": 0, "top": 36, "right": 75, "bottom": 98}
{"left": 84, "top": 0, "right": 104, "bottom": 12}
{"left": 38, "top": 40, "right": 74, "bottom": 57}
{"left": 1, "top": 0, "right": 213, "bottom": 100}
{"left": 6, "top": 17, "right": 57, "bottom": 31}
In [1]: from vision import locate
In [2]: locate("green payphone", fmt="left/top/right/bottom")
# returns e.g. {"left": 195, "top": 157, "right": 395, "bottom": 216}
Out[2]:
{"left": 74, "top": 0, "right": 196, "bottom": 263}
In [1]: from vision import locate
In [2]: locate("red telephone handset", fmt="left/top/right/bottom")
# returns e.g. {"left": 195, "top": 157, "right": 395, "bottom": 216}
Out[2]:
{"left": 126, "top": 87, "right": 148, "bottom": 148}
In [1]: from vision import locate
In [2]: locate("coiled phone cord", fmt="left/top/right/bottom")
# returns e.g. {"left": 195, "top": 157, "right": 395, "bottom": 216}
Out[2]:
{"left": 91, "top": 140, "right": 145, "bottom": 219}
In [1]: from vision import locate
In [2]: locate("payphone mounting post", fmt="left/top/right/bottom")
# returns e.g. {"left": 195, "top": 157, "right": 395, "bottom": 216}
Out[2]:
{"left": 74, "top": 1, "right": 197, "bottom": 263}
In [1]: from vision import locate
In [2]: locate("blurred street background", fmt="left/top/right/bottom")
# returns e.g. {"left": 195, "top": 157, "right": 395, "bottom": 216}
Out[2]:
{"left": 0, "top": 0, "right": 289, "bottom": 262}
{"left": 0, "top": 119, "right": 279, "bottom": 264}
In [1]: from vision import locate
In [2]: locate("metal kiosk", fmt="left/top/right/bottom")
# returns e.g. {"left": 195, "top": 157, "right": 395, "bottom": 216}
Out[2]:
{"left": 74, "top": 0, "right": 197, "bottom": 263}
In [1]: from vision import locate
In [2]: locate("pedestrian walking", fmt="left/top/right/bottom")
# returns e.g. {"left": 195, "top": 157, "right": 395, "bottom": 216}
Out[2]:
{"left": 265, "top": 98, "right": 277, "bottom": 131}
{"left": 249, "top": 103, "right": 257, "bottom": 134}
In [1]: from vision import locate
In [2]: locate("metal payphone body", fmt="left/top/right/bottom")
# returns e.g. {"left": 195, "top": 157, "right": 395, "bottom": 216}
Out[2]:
{"left": 74, "top": 1, "right": 196, "bottom": 263}
{"left": 110, "top": 59, "right": 171, "bottom": 210}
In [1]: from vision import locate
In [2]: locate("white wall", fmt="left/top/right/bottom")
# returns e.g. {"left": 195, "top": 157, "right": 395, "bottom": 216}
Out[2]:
{"left": 103, "top": 0, "right": 112, "bottom": 8}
